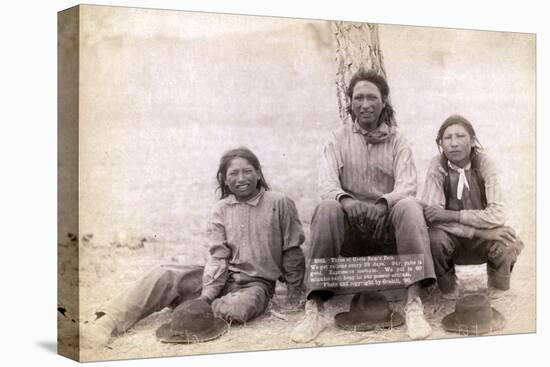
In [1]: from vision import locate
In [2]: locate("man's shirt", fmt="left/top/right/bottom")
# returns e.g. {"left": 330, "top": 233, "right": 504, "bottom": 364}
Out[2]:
{"left": 200, "top": 189, "right": 305, "bottom": 301}
{"left": 421, "top": 152, "right": 506, "bottom": 238}
{"left": 318, "top": 121, "right": 417, "bottom": 209}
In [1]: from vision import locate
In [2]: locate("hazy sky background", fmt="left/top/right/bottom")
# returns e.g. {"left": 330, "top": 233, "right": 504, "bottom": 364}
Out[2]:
{"left": 74, "top": 5, "right": 534, "bottom": 247}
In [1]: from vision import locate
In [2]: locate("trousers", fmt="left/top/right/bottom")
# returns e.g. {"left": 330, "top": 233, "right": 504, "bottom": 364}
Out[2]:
{"left": 99, "top": 264, "right": 273, "bottom": 333}
{"left": 305, "top": 197, "right": 436, "bottom": 300}
{"left": 428, "top": 228, "right": 524, "bottom": 292}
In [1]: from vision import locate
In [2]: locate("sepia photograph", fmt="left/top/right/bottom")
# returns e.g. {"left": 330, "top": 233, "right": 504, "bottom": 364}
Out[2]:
{"left": 56, "top": 4, "right": 537, "bottom": 363}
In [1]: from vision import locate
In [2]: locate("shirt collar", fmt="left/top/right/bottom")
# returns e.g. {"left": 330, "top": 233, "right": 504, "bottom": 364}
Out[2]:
{"left": 226, "top": 187, "right": 265, "bottom": 206}
{"left": 352, "top": 120, "right": 390, "bottom": 136}
{"left": 447, "top": 160, "right": 472, "bottom": 171}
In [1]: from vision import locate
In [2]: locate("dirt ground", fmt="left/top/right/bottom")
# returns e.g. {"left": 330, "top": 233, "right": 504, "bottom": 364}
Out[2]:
{"left": 57, "top": 223, "right": 535, "bottom": 362}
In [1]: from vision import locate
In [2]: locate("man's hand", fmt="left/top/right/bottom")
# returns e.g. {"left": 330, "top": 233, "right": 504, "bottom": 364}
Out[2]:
{"left": 372, "top": 216, "right": 387, "bottom": 240}
{"left": 369, "top": 202, "right": 388, "bottom": 240}
{"left": 424, "top": 205, "right": 459, "bottom": 224}
{"left": 367, "top": 202, "right": 388, "bottom": 222}
{"left": 196, "top": 295, "right": 213, "bottom": 305}
{"left": 474, "top": 227, "right": 516, "bottom": 246}
{"left": 340, "top": 197, "right": 370, "bottom": 226}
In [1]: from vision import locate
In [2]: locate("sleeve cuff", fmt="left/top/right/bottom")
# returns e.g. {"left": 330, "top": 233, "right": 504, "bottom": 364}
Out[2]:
{"left": 336, "top": 192, "right": 355, "bottom": 202}
{"left": 209, "top": 244, "right": 231, "bottom": 259}
{"left": 200, "top": 288, "right": 217, "bottom": 302}
{"left": 380, "top": 194, "right": 395, "bottom": 209}
{"left": 374, "top": 197, "right": 390, "bottom": 210}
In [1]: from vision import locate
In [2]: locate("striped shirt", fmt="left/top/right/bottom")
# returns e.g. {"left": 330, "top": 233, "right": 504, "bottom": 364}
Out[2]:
{"left": 318, "top": 121, "right": 417, "bottom": 209}
{"left": 421, "top": 152, "right": 506, "bottom": 238}
{"left": 200, "top": 188, "right": 305, "bottom": 301}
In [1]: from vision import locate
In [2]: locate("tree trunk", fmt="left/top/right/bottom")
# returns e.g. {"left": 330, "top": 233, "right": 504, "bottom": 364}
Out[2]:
{"left": 332, "top": 21, "right": 386, "bottom": 124}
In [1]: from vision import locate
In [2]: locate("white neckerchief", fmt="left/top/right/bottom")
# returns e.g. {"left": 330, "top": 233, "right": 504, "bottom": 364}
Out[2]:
{"left": 447, "top": 160, "right": 471, "bottom": 200}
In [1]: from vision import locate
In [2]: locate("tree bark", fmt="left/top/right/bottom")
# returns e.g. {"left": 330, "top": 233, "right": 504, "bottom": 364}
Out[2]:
{"left": 332, "top": 21, "right": 386, "bottom": 124}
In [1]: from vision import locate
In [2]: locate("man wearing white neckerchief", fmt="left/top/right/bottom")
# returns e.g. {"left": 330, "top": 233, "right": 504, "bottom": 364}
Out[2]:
{"left": 422, "top": 114, "right": 524, "bottom": 300}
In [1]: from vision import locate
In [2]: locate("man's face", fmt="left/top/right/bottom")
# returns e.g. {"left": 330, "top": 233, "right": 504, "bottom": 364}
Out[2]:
{"left": 225, "top": 157, "right": 260, "bottom": 202}
{"left": 351, "top": 80, "right": 385, "bottom": 131}
{"left": 441, "top": 123, "right": 473, "bottom": 168}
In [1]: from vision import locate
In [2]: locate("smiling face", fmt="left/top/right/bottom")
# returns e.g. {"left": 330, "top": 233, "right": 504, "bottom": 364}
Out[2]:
{"left": 224, "top": 157, "right": 260, "bottom": 202}
{"left": 441, "top": 123, "right": 473, "bottom": 167}
{"left": 351, "top": 80, "right": 386, "bottom": 131}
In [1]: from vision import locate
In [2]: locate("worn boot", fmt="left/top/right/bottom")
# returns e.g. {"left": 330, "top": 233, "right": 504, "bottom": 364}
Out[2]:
{"left": 405, "top": 297, "right": 432, "bottom": 340}
{"left": 290, "top": 299, "right": 328, "bottom": 343}
{"left": 81, "top": 313, "right": 117, "bottom": 349}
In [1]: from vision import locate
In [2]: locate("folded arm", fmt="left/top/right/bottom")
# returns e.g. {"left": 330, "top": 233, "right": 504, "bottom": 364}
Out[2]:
{"left": 421, "top": 159, "right": 476, "bottom": 239}
{"left": 459, "top": 156, "right": 506, "bottom": 228}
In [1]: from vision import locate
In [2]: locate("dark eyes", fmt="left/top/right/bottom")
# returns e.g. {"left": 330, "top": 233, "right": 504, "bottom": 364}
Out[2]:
{"left": 443, "top": 134, "right": 468, "bottom": 140}
{"left": 227, "top": 169, "right": 255, "bottom": 176}
{"left": 353, "top": 94, "right": 379, "bottom": 101}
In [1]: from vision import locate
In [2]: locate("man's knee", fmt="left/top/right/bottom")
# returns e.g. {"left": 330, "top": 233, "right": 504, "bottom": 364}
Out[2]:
{"left": 146, "top": 265, "right": 173, "bottom": 282}
{"left": 428, "top": 228, "right": 454, "bottom": 257}
{"left": 177, "top": 269, "right": 203, "bottom": 300}
{"left": 391, "top": 197, "right": 424, "bottom": 223}
{"left": 393, "top": 196, "right": 424, "bottom": 217}
{"left": 148, "top": 264, "right": 198, "bottom": 284}
{"left": 313, "top": 199, "right": 344, "bottom": 219}
{"left": 488, "top": 241, "right": 517, "bottom": 264}
{"left": 311, "top": 200, "right": 346, "bottom": 234}
{"left": 212, "top": 287, "right": 268, "bottom": 323}
{"left": 147, "top": 265, "right": 203, "bottom": 299}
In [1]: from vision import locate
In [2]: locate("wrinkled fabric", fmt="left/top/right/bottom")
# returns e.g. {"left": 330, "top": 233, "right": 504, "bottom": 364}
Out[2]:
{"left": 100, "top": 264, "right": 273, "bottom": 332}
{"left": 305, "top": 197, "right": 436, "bottom": 299}
{"left": 422, "top": 153, "right": 506, "bottom": 238}
{"left": 318, "top": 122, "right": 417, "bottom": 209}
{"left": 99, "top": 190, "right": 306, "bottom": 332}
{"left": 200, "top": 189, "right": 305, "bottom": 301}
{"left": 422, "top": 152, "right": 523, "bottom": 292}
{"left": 428, "top": 227, "right": 524, "bottom": 292}
{"left": 212, "top": 274, "right": 272, "bottom": 323}
{"left": 100, "top": 264, "right": 204, "bottom": 333}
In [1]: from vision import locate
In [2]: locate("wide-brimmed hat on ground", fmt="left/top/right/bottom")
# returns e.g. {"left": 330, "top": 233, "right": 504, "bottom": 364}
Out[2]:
{"left": 156, "top": 298, "right": 228, "bottom": 343}
{"left": 335, "top": 291, "right": 405, "bottom": 331}
{"left": 442, "top": 293, "right": 505, "bottom": 335}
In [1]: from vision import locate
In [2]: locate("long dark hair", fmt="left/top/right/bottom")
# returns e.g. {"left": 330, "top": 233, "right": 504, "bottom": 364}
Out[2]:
{"left": 436, "top": 114, "right": 483, "bottom": 156}
{"left": 345, "top": 69, "right": 396, "bottom": 127}
{"left": 216, "top": 147, "right": 270, "bottom": 199}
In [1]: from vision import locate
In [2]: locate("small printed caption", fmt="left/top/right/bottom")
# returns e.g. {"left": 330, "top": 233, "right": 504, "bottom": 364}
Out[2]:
{"left": 307, "top": 254, "right": 424, "bottom": 290}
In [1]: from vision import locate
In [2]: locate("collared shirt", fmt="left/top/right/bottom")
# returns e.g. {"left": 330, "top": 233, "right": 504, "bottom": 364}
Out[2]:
{"left": 200, "top": 188, "right": 305, "bottom": 301}
{"left": 318, "top": 121, "right": 417, "bottom": 209}
{"left": 421, "top": 152, "right": 506, "bottom": 238}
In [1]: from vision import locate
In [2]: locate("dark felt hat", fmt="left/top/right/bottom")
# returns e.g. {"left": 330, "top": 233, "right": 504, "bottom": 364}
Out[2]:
{"left": 442, "top": 293, "right": 505, "bottom": 335}
{"left": 156, "top": 298, "right": 228, "bottom": 343}
{"left": 335, "top": 292, "right": 405, "bottom": 331}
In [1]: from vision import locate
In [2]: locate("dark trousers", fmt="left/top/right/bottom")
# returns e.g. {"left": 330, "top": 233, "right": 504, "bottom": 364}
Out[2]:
{"left": 428, "top": 228, "right": 524, "bottom": 292}
{"left": 100, "top": 264, "right": 273, "bottom": 333}
{"left": 305, "top": 197, "right": 436, "bottom": 300}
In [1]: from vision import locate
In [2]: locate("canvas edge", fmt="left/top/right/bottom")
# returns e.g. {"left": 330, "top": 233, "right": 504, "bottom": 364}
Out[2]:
{"left": 57, "top": 4, "right": 81, "bottom": 362}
